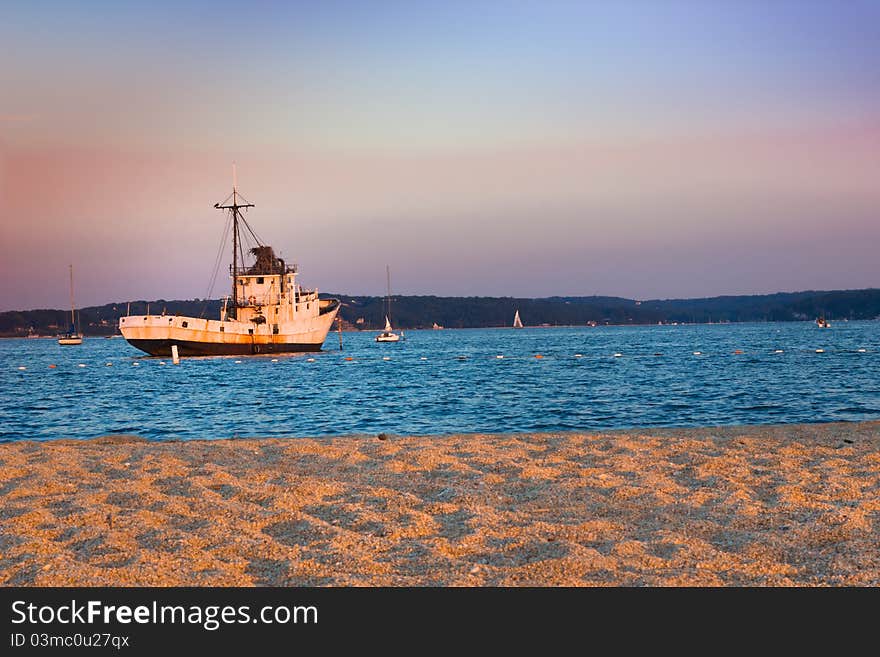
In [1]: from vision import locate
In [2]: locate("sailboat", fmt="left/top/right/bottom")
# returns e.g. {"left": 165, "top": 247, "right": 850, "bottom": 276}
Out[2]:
{"left": 513, "top": 309, "right": 523, "bottom": 328}
{"left": 58, "top": 264, "right": 83, "bottom": 345}
{"left": 376, "top": 265, "right": 400, "bottom": 342}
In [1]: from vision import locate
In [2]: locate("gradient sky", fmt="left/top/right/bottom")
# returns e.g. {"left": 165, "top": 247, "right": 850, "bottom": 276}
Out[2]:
{"left": 2, "top": 0, "right": 879, "bottom": 311}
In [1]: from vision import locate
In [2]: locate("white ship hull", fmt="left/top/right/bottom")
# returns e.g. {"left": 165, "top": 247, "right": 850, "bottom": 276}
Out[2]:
{"left": 120, "top": 298, "right": 340, "bottom": 356}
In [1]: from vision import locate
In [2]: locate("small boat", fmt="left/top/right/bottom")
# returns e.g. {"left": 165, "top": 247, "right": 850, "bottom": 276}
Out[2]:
{"left": 376, "top": 316, "right": 400, "bottom": 342}
{"left": 376, "top": 265, "right": 401, "bottom": 342}
{"left": 58, "top": 264, "right": 83, "bottom": 345}
{"left": 513, "top": 309, "right": 523, "bottom": 328}
{"left": 816, "top": 316, "right": 830, "bottom": 328}
{"left": 432, "top": 322, "right": 443, "bottom": 330}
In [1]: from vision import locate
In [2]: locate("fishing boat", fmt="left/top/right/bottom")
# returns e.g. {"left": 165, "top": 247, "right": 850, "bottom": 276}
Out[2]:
{"left": 58, "top": 264, "right": 83, "bottom": 345}
{"left": 376, "top": 265, "right": 400, "bottom": 342}
{"left": 119, "top": 175, "right": 340, "bottom": 356}
{"left": 513, "top": 309, "right": 523, "bottom": 328}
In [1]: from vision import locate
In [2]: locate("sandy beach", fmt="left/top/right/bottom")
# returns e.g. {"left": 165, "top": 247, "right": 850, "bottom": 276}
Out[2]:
{"left": 1, "top": 421, "right": 878, "bottom": 586}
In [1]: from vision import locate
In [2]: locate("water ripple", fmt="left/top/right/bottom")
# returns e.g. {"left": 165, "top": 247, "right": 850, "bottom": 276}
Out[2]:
{"left": 1, "top": 321, "right": 878, "bottom": 441}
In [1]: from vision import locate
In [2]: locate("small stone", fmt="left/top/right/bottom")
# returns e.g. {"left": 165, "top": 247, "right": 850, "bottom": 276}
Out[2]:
{"left": 377, "top": 433, "right": 388, "bottom": 441}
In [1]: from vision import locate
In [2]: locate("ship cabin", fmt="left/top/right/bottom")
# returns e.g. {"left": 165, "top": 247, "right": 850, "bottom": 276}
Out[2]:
{"left": 229, "top": 246, "right": 322, "bottom": 326}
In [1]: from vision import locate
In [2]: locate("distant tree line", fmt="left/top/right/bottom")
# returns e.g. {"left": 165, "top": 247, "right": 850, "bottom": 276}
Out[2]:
{"left": 1, "top": 289, "right": 878, "bottom": 337}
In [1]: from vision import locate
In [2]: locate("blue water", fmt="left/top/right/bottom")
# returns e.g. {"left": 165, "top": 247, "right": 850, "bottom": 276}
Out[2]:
{"left": 1, "top": 322, "right": 878, "bottom": 442}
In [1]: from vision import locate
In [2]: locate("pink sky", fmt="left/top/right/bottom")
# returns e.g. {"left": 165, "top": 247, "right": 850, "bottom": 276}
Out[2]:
{"left": 2, "top": 2, "right": 879, "bottom": 310}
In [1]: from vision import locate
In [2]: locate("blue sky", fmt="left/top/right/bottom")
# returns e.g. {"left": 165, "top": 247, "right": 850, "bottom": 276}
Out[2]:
{"left": 1, "top": 1, "right": 879, "bottom": 309}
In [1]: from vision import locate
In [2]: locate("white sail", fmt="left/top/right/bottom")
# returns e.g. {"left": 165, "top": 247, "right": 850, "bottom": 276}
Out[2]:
{"left": 375, "top": 266, "right": 401, "bottom": 342}
{"left": 513, "top": 310, "right": 523, "bottom": 328}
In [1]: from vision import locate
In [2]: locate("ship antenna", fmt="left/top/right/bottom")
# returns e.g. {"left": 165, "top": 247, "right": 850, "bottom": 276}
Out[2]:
{"left": 214, "top": 164, "right": 254, "bottom": 317}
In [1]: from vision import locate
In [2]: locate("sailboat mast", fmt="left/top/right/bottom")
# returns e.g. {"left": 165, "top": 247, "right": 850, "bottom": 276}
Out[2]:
{"left": 386, "top": 264, "right": 392, "bottom": 325}
{"left": 68, "top": 264, "right": 76, "bottom": 331}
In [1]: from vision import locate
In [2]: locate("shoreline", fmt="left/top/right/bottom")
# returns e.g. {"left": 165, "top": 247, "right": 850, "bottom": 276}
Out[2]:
{"left": 2, "top": 420, "right": 878, "bottom": 586}
{"left": 4, "top": 416, "right": 880, "bottom": 446}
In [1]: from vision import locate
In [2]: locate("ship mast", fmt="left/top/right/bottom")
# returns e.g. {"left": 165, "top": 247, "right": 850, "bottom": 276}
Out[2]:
{"left": 214, "top": 164, "right": 254, "bottom": 316}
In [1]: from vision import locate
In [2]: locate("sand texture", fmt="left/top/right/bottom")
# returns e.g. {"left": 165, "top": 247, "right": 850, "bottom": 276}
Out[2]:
{"left": 1, "top": 421, "right": 879, "bottom": 586}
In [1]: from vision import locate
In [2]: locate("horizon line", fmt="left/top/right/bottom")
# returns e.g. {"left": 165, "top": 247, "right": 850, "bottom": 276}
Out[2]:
{"left": 4, "top": 286, "right": 879, "bottom": 314}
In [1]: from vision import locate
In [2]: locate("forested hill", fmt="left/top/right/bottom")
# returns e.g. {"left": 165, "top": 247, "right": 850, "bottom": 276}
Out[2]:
{"left": 2, "top": 289, "right": 879, "bottom": 337}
